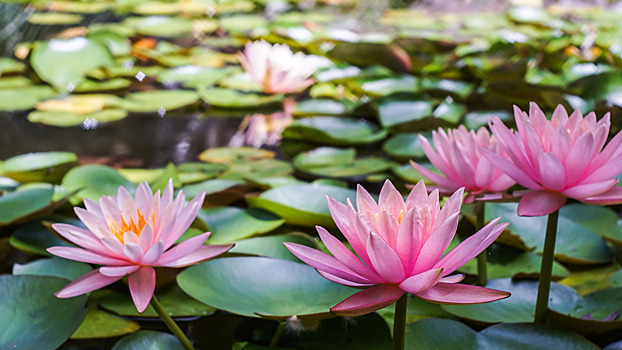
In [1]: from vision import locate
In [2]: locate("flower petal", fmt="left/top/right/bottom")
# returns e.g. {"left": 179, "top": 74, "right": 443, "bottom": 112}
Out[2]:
{"left": 581, "top": 186, "right": 622, "bottom": 205}
{"left": 480, "top": 147, "right": 541, "bottom": 189}
{"left": 414, "top": 282, "right": 510, "bottom": 304}
{"left": 367, "top": 232, "right": 406, "bottom": 284}
{"left": 157, "top": 232, "right": 209, "bottom": 265}
{"left": 398, "top": 268, "right": 444, "bottom": 294}
{"left": 330, "top": 285, "right": 404, "bottom": 317}
{"left": 100, "top": 265, "right": 140, "bottom": 277}
{"left": 47, "top": 246, "right": 128, "bottom": 265}
{"left": 517, "top": 190, "right": 567, "bottom": 216}
{"left": 537, "top": 152, "right": 566, "bottom": 191}
{"left": 128, "top": 266, "right": 156, "bottom": 313}
{"left": 411, "top": 212, "right": 460, "bottom": 274}
{"left": 159, "top": 244, "right": 233, "bottom": 268}
{"left": 562, "top": 179, "right": 617, "bottom": 199}
{"left": 56, "top": 269, "right": 123, "bottom": 298}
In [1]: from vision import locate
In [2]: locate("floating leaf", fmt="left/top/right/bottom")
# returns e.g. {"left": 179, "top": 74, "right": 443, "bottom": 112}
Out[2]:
{"left": 198, "top": 87, "right": 283, "bottom": 109}
{"left": 13, "top": 257, "right": 92, "bottom": 281}
{"left": 0, "top": 86, "right": 57, "bottom": 111}
{"left": 124, "top": 16, "right": 193, "bottom": 37}
{"left": 199, "top": 147, "right": 274, "bottom": 164}
{"left": 10, "top": 216, "right": 78, "bottom": 255}
{"left": 62, "top": 165, "right": 135, "bottom": 204}
{"left": 0, "top": 188, "right": 54, "bottom": 226}
{"left": 2, "top": 151, "right": 77, "bottom": 183}
{"left": 28, "top": 13, "right": 83, "bottom": 25}
{"left": 28, "top": 109, "right": 128, "bottom": 127}
{"left": 375, "top": 94, "right": 437, "bottom": 131}
{"left": 282, "top": 116, "right": 387, "bottom": 146}
{"left": 157, "top": 65, "right": 236, "bottom": 88}
{"left": 71, "top": 307, "right": 140, "bottom": 340}
{"left": 116, "top": 90, "right": 199, "bottom": 113}
{"left": 197, "top": 207, "right": 284, "bottom": 244}
{"left": 178, "top": 257, "right": 357, "bottom": 319}
{"left": 382, "top": 132, "right": 428, "bottom": 161}
{"left": 549, "top": 287, "right": 622, "bottom": 334}
{"left": 229, "top": 233, "right": 317, "bottom": 262}
{"left": 293, "top": 147, "right": 392, "bottom": 178}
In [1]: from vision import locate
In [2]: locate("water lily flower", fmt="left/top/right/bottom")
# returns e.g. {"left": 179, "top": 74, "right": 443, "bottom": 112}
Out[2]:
{"left": 238, "top": 40, "right": 320, "bottom": 94}
{"left": 411, "top": 125, "right": 516, "bottom": 203}
{"left": 285, "top": 180, "right": 510, "bottom": 316}
{"left": 481, "top": 103, "right": 622, "bottom": 216}
{"left": 48, "top": 181, "right": 233, "bottom": 313}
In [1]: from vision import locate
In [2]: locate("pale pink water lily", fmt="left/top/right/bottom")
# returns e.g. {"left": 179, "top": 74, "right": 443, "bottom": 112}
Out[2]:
{"left": 284, "top": 180, "right": 510, "bottom": 316}
{"left": 48, "top": 181, "right": 233, "bottom": 313}
{"left": 481, "top": 102, "right": 622, "bottom": 216}
{"left": 238, "top": 40, "right": 319, "bottom": 94}
{"left": 411, "top": 125, "right": 516, "bottom": 203}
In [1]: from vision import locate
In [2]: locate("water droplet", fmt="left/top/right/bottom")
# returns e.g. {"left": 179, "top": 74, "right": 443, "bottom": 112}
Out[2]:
{"left": 319, "top": 41, "right": 335, "bottom": 53}
{"left": 205, "top": 6, "right": 216, "bottom": 17}
{"left": 135, "top": 71, "right": 146, "bottom": 81}
{"left": 66, "top": 82, "right": 75, "bottom": 92}
{"left": 157, "top": 106, "right": 166, "bottom": 117}
{"left": 82, "top": 117, "right": 98, "bottom": 130}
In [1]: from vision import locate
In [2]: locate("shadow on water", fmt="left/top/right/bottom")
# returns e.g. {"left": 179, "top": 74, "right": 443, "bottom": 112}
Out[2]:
{"left": 0, "top": 112, "right": 243, "bottom": 167}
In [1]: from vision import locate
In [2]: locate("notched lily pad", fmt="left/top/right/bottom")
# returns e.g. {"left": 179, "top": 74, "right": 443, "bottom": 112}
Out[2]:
{"left": 293, "top": 147, "right": 392, "bottom": 179}
{"left": 282, "top": 116, "right": 387, "bottom": 146}
{"left": 549, "top": 287, "right": 622, "bottom": 334}
{"left": 2, "top": 151, "right": 77, "bottom": 183}
{"left": 197, "top": 207, "right": 285, "bottom": 244}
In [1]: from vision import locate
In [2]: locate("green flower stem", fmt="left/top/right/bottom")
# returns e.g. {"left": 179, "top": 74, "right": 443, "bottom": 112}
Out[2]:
{"left": 151, "top": 294, "right": 195, "bottom": 350}
{"left": 534, "top": 210, "right": 560, "bottom": 324}
{"left": 474, "top": 201, "right": 487, "bottom": 286}
{"left": 269, "top": 321, "right": 287, "bottom": 347}
{"left": 393, "top": 294, "right": 408, "bottom": 350}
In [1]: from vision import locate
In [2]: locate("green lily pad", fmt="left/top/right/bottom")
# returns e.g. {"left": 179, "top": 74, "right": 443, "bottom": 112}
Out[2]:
{"left": 87, "top": 30, "right": 131, "bottom": 57}
{"left": 0, "top": 85, "right": 57, "bottom": 111}
{"left": 197, "top": 207, "right": 285, "bottom": 244}
{"left": 282, "top": 116, "right": 387, "bottom": 146}
{"left": 71, "top": 307, "right": 140, "bottom": 339}
{"left": 246, "top": 183, "right": 357, "bottom": 227}
{"left": 382, "top": 132, "right": 428, "bottom": 161}
{"left": 112, "top": 331, "right": 184, "bottom": 350}
{"left": 406, "top": 318, "right": 599, "bottom": 350}
{"left": 0, "top": 188, "right": 54, "bottom": 226}
{"left": 150, "top": 163, "right": 181, "bottom": 192}
{"left": 198, "top": 87, "right": 283, "bottom": 109}
{"left": 28, "top": 13, "right": 83, "bottom": 25}
{"left": 62, "top": 165, "right": 136, "bottom": 204}
{"left": 462, "top": 110, "right": 513, "bottom": 129}
{"left": 352, "top": 75, "right": 417, "bottom": 97}
{"left": 549, "top": 287, "right": 622, "bottom": 334}
{"left": 74, "top": 79, "right": 132, "bottom": 93}
{"left": 13, "top": 257, "right": 92, "bottom": 281}
{"left": 177, "top": 257, "right": 358, "bottom": 319}
{"left": 375, "top": 94, "right": 437, "bottom": 131}
{"left": 10, "top": 216, "right": 78, "bottom": 255}
{"left": 293, "top": 99, "right": 348, "bottom": 116}
{"left": 31, "top": 37, "right": 114, "bottom": 91}
{"left": 222, "top": 159, "right": 293, "bottom": 180}
{"left": 116, "top": 90, "right": 199, "bottom": 113}
{"left": 0, "top": 76, "right": 32, "bottom": 89}
{"left": 441, "top": 278, "right": 578, "bottom": 324}
{"left": 219, "top": 15, "right": 268, "bottom": 34}
{"left": 487, "top": 202, "right": 611, "bottom": 264}
{"left": 391, "top": 161, "right": 439, "bottom": 184}
{"left": 157, "top": 65, "right": 236, "bottom": 88}
{"left": 2, "top": 151, "right": 77, "bottom": 183}
{"left": 419, "top": 78, "right": 475, "bottom": 100}
{"left": 124, "top": 16, "right": 193, "bottom": 37}
{"left": 229, "top": 232, "right": 317, "bottom": 262}
{"left": 0, "top": 57, "right": 26, "bottom": 75}
{"left": 293, "top": 147, "right": 392, "bottom": 178}
{"left": 28, "top": 109, "right": 128, "bottom": 127}
{"left": 199, "top": 147, "right": 274, "bottom": 164}
{"left": 0, "top": 275, "right": 88, "bottom": 350}
{"left": 99, "top": 285, "right": 215, "bottom": 318}
{"left": 181, "top": 179, "right": 244, "bottom": 199}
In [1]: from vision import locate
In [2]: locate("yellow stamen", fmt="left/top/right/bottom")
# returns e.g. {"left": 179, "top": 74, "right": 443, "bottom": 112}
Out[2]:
{"left": 398, "top": 210, "right": 404, "bottom": 224}
{"left": 106, "top": 209, "right": 152, "bottom": 244}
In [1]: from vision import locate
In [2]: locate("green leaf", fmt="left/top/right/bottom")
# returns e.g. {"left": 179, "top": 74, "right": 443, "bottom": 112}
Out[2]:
{"left": 0, "top": 275, "right": 88, "bottom": 350}
{"left": 28, "top": 109, "right": 128, "bottom": 127}
{"left": 462, "top": 110, "right": 513, "bottom": 129}
{"left": 177, "top": 257, "right": 358, "bottom": 319}
{"left": 71, "top": 308, "right": 140, "bottom": 339}
{"left": 62, "top": 165, "right": 135, "bottom": 204}
{"left": 116, "top": 90, "right": 199, "bottom": 113}
{"left": 124, "top": 16, "right": 193, "bottom": 37}
{"left": 293, "top": 99, "right": 347, "bottom": 116}
{"left": 549, "top": 287, "right": 622, "bottom": 334}
{"left": 246, "top": 184, "right": 357, "bottom": 227}
{"left": 197, "top": 207, "right": 284, "bottom": 244}
{"left": 151, "top": 163, "right": 181, "bottom": 192}
{"left": 198, "top": 87, "right": 283, "bottom": 109}
{"left": 0, "top": 188, "right": 54, "bottom": 226}
{"left": 382, "top": 132, "right": 428, "bottom": 161}
{"left": 293, "top": 147, "right": 392, "bottom": 178}
{"left": 10, "top": 216, "right": 78, "bottom": 255}
{"left": 157, "top": 65, "right": 236, "bottom": 88}
{"left": 181, "top": 179, "right": 244, "bottom": 199}
{"left": 31, "top": 37, "right": 114, "bottom": 91}
{"left": 13, "top": 257, "right": 92, "bottom": 281}
{"left": 282, "top": 116, "right": 387, "bottom": 146}
{"left": 0, "top": 85, "right": 57, "bottom": 111}
{"left": 198, "top": 147, "right": 274, "bottom": 164}
{"left": 375, "top": 94, "right": 437, "bottom": 131}
{"left": 28, "top": 13, "right": 83, "bottom": 25}
{"left": 229, "top": 232, "right": 317, "bottom": 262}
{"left": 2, "top": 151, "right": 77, "bottom": 183}
{"left": 112, "top": 331, "right": 184, "bottom": 350}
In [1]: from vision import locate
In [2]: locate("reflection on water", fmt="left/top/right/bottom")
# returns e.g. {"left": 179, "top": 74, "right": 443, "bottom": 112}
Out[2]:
{"left": 0, "top": 112, "right": 243, "bottom": 167}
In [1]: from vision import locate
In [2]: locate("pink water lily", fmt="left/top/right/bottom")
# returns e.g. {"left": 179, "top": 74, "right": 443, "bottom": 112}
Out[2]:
{"left": 481, "top": 103, "right": 622, "bottom": 216}
{"left": 238, "top": 40, "right": 319, "bottom": 94}
{"left": 285, "top": 180, "right": 510, "bottom": 316}
{"left": 411, "top": 125, "right": 515, "bottom": 203}
{"left": 48, "top": 181, "right": 233, "bottom": 313}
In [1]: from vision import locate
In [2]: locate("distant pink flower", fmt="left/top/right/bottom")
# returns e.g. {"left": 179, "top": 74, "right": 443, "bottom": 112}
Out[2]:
{"left": 285, "top": 180, "right": 510, "bottom": 316}
{"left": 48, "top": 181, "right": 233, "bottom": 313}
{"left": 411, "top": 125, "right": 516, "bottom": 203}
{"left": 238, "top": 40, "right": 318, "bottom": 94}
{"left": 481, "top": 103, "right": 622, "bottom": 216}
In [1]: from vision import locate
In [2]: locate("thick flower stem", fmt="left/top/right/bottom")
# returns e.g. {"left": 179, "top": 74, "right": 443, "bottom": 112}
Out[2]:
{"left": 534, "top": 210, "right": 560, "bottom": 324}
{"left": 151, "top": 294, "right": 195, "bottom": 350}
{"left": 393, "top": 294, "right": 408, "bottom": 350}
{"left": 269, "top": 321, "right": 287, "bottom": 347}
{"left": 474, "top": 201, "right": 487, "bottom": 286}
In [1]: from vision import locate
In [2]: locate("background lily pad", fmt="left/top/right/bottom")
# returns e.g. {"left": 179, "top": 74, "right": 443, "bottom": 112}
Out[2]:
{"left": 282, "top": 116, "right": 387, "bottom": 146}
{"left": 1, "top": 151, "right": 77, "bottom": 183}
{"left": 197, "top": 207, "right": 285, "bottom": 244}
{"left": 62, "top": 165, "right": 135, "bottom": 204}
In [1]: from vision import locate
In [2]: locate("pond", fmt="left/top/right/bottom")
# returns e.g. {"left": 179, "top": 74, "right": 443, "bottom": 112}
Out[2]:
{"left": 2, "top": 0, "right": 622, "bottom": 349}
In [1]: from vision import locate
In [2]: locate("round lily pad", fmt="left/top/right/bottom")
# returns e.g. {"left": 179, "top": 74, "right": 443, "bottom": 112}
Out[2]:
{"left": 293, "top": 147, "right": 392, "bottom": 178}
{"left": 13, "top": 257, "right": 92, "bottom": 281}
{"left": 293, "top": 99, "right": 347, "bottom": 116}
{"left": 198, "top": 147, "right": 274, "bottom": 164}
{"left": 375, "top": 94, "right": 437, "bottom": 131}
{"left": 181, "top": 179, "right": 244, "bottom": 199}
{"left": 197, "top": 207, "right": 285, "bottom": 244}
{"left": 0, "top": 188, "right": 54, "bottom": 226}
{"left": 71, "top": 308, "right": 140, "bottom": 340}
{"left": 198, "top": 87, "right": 283, "bottom": 109}
{"left": 116, "top": 90, "right": 199, "bottom": 113}
{"left": 62, "top": 165, "right": 136, "bottom": 204}
{"left": 2, "top": 151, "right": 77, "bottom": 183}
{"left": 282, "top": 116, "right": 387, "bottom": 146}
{"left": 441, "top": 278, "right": 579, "bottom": 324}
{"left": 177, "top": 256, "right": 358, "bottom": 319}
{"left": 124, "top": 16, "right": 193, "bottom": 37}
{"left": 228, "top": 232, "right": 317, "bottom": 262}
{"left": 112, "top": 331, "right": 184, "bottom": 350}
{"left": 549, "top": 287, "right": 622, "bottom": 334}
{"left": 0, "top": 275, "right": 88, "bottom": 350}
{"left": 0, "top": 86, "right": 57, "bottom": 111}
{"left": 28, "top": 13, "right": 83, "bottom": 25}
{"left": 157, "top": 65, "right": 236, "bottom": 88}
{"left": 10, "top": 216, "right": 78, "bottom": 255}
{"left": 31, "top": 37, "right": 114, "bottom": 91}
{"left": 246, "top": 183, "right": 357, "bottom": 227}
{"left": 28, "top": 109, "right": 128, "bottom": 127}
{"left": 382, "top": 132, "right": 429, "bottom": 161}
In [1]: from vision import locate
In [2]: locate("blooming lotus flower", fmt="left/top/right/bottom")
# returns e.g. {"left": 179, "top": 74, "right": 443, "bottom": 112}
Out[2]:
{"left": 238, "top": 40, "right": 319, "bottom": 94}
{"left": 284, "top": 180, "right": 510, "bottom": 316}
{"left": 48, "top": 181, "right": 233, "bottom": 312}
{"left": 411, "top": 125, "right": 516, "bottom": 202}
{"left": 481, "top": 103, "right": 622, "bottom": 216}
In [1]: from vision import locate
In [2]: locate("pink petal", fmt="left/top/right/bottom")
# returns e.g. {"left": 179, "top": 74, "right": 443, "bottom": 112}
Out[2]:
{"left": 377, "top": 210, "right": 398, "bottom": 249}
{"left": 51, "top": 223, "right": 108, "bottom": 254}
{"left": 431, "top": 187, "right": 463, "bottom": 233}
{"left": 562, "top": 179, "right": 617, "bottom": 199}
{"left": 398, "top": 268, "right": 444, "bottom": 294}
{"left": 56, "top": 269, "right": 123, "bottom": 298}
{"left": 581, "top": 186, "right": 622, "bottom": 205}
{"left": 356, "top": 184, "right": 379, "bottom": 213}
{"left": 414, "top": 282, "right": 510, "bottom": 304}
{"left": 564, "top": 132, "right": 594, "bottom": 185}
{"left": 142, "top": 241, "right": 164, "bottom": 265}
{"left": 317, "top": 270, "right": 374, "bottom": 287}
{"left": 405, "top": 180, "right": 429, "bottom": 210}
{"left": 327, "top": 196, "right": 372, "bottom": 266}
{"left": 159, "top": 244, "right": 233, "bottom": 268}
{"left": 377, "top": 180, "right": 406, "bottom": 220}
{"left": 165, "top": 193, "right": 205, "bottom": 249}
{"left": 128, "top": 266, "right": 156, "bottom": 313}
{"left": 480, "top": 147, "right": 541, "bottom": 189}
{"left": 100, "top": 265, "right": 140, "bottom": 277}
{"left": 284, "top": 243, "right": 374, "bottom": 284}
{"left": 367, "top": 232, "right": 406, "bottom": 284}
{"left": 138, "top": 222, "right": 155, "bottom": 249}
{"left": 395, "top": 209, "right": 421, "bottom": 273}
{"left": 411, "top": 213, "right": 460, "bottom": 274}
{"left": 517, "top": 190, "right": 567, "bottom": 216}
{"left": 157, "top": 232, "right": 209, "bottom": 265}
{"left": 123, "top": 243, "right": 144, "bottom": 263}
{"left": 489, "top": 117, "right": 535, "bottom": 179}
{"left": 47, "top": 246, "right": 128, "bottom": 265}
{"left": 410, "top": 160, "right": 459, "bottom": 190}
{"left": 537, "top": 152, "right": 566, "bottom": 191}
{"left": 330, "top": 285, "right": 404, "bottom": 317}
{"left": 440, "top": 274, "right": 465, "bottom": 283}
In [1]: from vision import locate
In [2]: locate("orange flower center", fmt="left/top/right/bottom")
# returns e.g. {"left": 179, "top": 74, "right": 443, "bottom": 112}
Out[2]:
{"left": 106, "top": 209, "right": 153, "bottom": 243}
